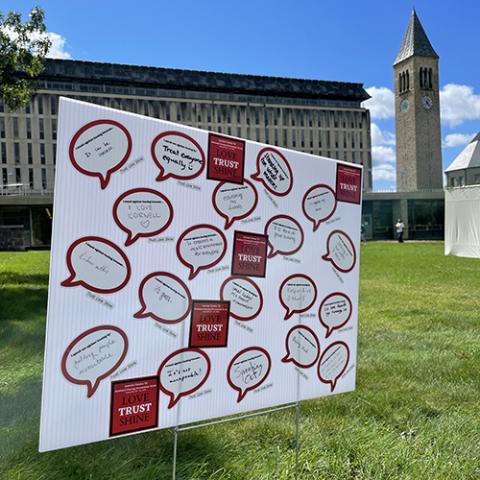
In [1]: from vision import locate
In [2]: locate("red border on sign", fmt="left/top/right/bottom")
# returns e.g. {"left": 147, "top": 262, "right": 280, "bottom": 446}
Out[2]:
{"left": 264, "top": 215, "right": 304, "bottom": 259}
{"left": 157, "top": 347, "right": 211, "bottom": 409}
{"left": 321, "top": 229, "right": 356, "bottom": 273}
{"left": 112, "top": 187, "right": 174, "bottom": 246}
{"left": 134, "top": 271, "right": 193, "bottom": 324}
{"left": 68, "top": 119, "right": 132, "bottom": 190}
{"left": 281, "top": 325, "right": 321, "bottom": 369}
{"left": 61, "top": 236, "right": 132, "bottom": 294}
{"left": 212, "top": 179, "right": 259, "bottom": 230}
{"left": 278, "top": 273, "right": 318, "bottom": 320}
{"left": 301, "top": 184, "right": 337, "bottom": 232}
{"left": 318, "top": 292, "right": 353, "bottom": 338}
{"left": 176, "top": 224, "right": 228, "bottom": 280}
{"left": 109, "top": 375, "right": 159, "bottom": 437}
{"left": 251, "top": 147, "right": 293, "bottom": 196}
{"left": 220, "top": 275, "right": 264, "bottom": 321}
{"left": 61, "top": 325, "right": 129, "bottom": 398}
{"left": 151, "top": 130, "right": 206, "bottom": 182}
{"left": 317, "top": 340, "right": 351, "bottom": 392}
{"left": 226, "top": 346, "right": 272, "bottom": 403}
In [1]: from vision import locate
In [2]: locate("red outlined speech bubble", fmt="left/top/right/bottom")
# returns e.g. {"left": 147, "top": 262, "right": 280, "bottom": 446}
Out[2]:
{"left": 317, "top": 341, "right": 350, "bottom": 392}
{"left": 158, "top": 348, "right": 211, "bottom": 409}
{"left": 176, "top": 224, "right": 227, "bottom": 280}
{"left": 279, "top": 274, "right": 318, "bottom": 320}
{"left": 264, "top": 215, "right": 304, "bottom": 258}
{"left": 322, "top": 230, "right": 356, "bottom": 273}
{"left": 113, "top": 188, "right": 174, "bottom": 246}
{"left": 251, "top": 147, "right": 293, "bottom": 196}
{"left": 61, "top": 236, "right": 131, "bottom": 294}
{"left": 69, "top": 119, "right": 132, "bottom": 189}
{"left": 302, "top": 184, "right": 337, "bottom": 231}
{"left": 220, "top": 276, "right": 263, "bottom": 321}
{"left": 61, "top": 325, "right": 128, "bottom": 398}
{"left": 151, "top": 131, "right": 205, "bottom": 181}
{"left": 319, "top": 292, "right": 352, "bottom": 338}
{"left": 134, "top": 271, "right": 192, "bottom": 324}
{"left": 281, "top": 325, "right": 320, "bottom": 368}
{"left": 227, "top": 347, "right": 271, "bottom": 402}
{"left": 212, "top": 179, "right": 258, "bottom": 229}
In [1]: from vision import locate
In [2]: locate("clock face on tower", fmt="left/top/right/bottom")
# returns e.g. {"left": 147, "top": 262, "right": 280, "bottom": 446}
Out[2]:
{"left": 422, "top": 95, "right": 433, "bottom": 110}
{"left": 400, "top": 98, "right": 409, "bottom": 113}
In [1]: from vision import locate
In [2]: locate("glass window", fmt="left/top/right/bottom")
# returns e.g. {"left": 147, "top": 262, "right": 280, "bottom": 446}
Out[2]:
{"left": 52, "top": 119, "right": 57, "bottom": 140}
{"left": 26, "top": 118, "right": 32, "bottom": 139}
{"left": 1, "top": 143, "right": 6, "bottom": 164}
{"left": 37, "top": 96, "right": 43, "bottom": 115}
{"left": 39, "top": 118, "right": 44, "bottom": 140}
{"left": 2, "top": 167, "right": 7, "bottom": 185}
{"left": 28, "top": 144, "right": 33, "bottom": 164}
{"left": 13, "top": 117, "right": 19, "bottom": 138}
{"left": 41, "top": 168, "right": 47, "bottom": 189}
{"left": 50, "top": 96, "right": 57, "bottom": 115}
{"left": 15, "top": 167, "right": 21, "bottom": 183}
{"left": 40, "top": 144, "right": 46, "bottom": 164}
{"left": 29, "top": 168, "right": 34, "bottom": 189}
{"left": 14, "top": 143, "right": 20, "bottom": 163}
{"left": 0, "top": 118, "right": 5, "bottom": 138}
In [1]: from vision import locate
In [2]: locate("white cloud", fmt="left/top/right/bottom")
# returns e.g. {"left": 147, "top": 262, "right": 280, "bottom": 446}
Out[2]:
{"left": 371, "top": 122, "right": 396, "bottom": 147}
{"left": 44, "top": 32, "right": 72, "bottom": 59}
{"left": 440, "top": 84, "right": 480, "bottom": 127}
{"left": 372, "top": 163, "right": 396, "bottom": 183}
{"left": 1, "top": 27, "right": 71, "bottom": 59}
{"left": 363, "top": 87, "right": 395, "bottom": 120}
{"left": 443, "top": 133, "right": 475, "bottom": 148}
{"left": 372, "top": 146, "right": 396, "bottom": 164}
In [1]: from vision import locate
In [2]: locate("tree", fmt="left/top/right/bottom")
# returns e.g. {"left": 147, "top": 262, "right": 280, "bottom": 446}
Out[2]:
{"left": 0, "top": 6, "right": 51, "bottom": 110}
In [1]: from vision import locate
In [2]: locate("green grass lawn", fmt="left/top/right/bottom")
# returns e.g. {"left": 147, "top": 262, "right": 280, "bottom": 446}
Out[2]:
{"left": 1, "top": 243, "right": 480, "bottom": 479}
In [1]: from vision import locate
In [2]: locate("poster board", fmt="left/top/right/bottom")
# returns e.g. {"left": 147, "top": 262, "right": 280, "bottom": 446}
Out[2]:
{"left": 39, "top": 97, "right": 362, "bottom": 451}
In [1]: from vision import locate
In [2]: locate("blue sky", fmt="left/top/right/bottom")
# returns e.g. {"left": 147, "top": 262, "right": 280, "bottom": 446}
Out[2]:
{"left": 4, "top": 0, "right": 480, "bottom": 191}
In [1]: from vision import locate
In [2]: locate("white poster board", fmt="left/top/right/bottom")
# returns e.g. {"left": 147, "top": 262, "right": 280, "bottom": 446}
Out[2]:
{"left": 40, "top": 97, "right": 362, "bottom": 451}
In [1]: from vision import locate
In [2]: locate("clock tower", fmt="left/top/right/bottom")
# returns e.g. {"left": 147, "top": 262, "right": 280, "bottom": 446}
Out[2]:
{"left": 394, "top": 9, "right": 442, "bottom": 191}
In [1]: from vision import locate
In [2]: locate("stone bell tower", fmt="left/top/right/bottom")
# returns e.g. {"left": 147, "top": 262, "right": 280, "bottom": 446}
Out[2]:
{"left": 394, "top": 9, "right": 442, "bottom": 192}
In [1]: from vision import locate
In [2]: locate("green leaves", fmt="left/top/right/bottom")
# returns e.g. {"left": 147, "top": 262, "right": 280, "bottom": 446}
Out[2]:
{"left": 0, "top": 6, "right": 51, "bottom": 110}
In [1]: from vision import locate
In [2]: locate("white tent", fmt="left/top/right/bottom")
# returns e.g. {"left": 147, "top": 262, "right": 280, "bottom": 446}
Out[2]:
{"left": 445, "top": 186, "right": 480, "bottom": 258}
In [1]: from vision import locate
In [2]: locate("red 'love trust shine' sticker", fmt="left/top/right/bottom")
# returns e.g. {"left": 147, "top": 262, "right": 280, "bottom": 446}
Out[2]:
{"left": 336, "top": 164, "right": 362, "bottom": 205}
{"left": 231, "top": 231, "right": 268, "bottom": 278}
{"left": 207, "top": 134, "right": 246, "bottom": 184}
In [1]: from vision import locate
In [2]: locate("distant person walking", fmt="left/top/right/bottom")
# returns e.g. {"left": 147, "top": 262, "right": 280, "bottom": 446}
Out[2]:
{"left": 395, "top": 219, "right": 405, "bottom": 243}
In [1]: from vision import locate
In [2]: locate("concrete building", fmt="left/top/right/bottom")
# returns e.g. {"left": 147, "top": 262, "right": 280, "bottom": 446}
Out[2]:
{"left": 0, "top": 59, "right": 372, "bottom": 249}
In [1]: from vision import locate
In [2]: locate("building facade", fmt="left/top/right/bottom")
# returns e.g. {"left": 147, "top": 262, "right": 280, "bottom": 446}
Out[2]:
{"left": 0, "top": 59, "right": 372, "bottom": 249}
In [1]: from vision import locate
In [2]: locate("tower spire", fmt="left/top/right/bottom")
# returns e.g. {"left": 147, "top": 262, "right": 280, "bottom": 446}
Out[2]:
{"left": 394, "top": 9, "right": 438, "bottom": 65}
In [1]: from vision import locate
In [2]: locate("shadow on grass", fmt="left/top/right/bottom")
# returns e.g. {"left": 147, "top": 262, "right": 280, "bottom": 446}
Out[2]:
{"left": 0, "top": 285, "right": 47, "bottom": 323}
{"left": 0, "top": 272, "right": 49, "bottom": 287}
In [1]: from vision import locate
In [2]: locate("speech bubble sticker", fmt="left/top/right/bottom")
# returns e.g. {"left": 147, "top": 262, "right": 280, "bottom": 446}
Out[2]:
{"left": 251, "top": 147, "right": 293, "bottom": 196}
{"left": 134, "top": 272, "right": 192, "bottom": 324}
{"left": 319, "top": 292, "right": 352, "bottom": 338}
{"left": 227, "top": 347, "right": 271, "bottom": 402}
{"left": 279, "top": 274, "right": 318, "bottom": 320}
{"left": 61, "top": 325, "right": 128, "bottom": 398}
{"left": 322, "top": 230, "right": 356, "bottom": 273}
{"left": 61, "top": 236, "right": 131, "bottom": 294}
{"left": 220, "top": 276, "right": 263, "bottom": 321}
{"left": 158, "top": 348, "right": 211, "bottom": 409}
{"left": 264, "top": 215, "right": 304, "bottom": 258}
{"left": 302, "top": 184, "right": 337, "bottom": 231}
{"left": 212, "top": 179, "right": 258, "bottom": 229}
{"left": 317, "top": 341, "right": 350, "bottom": 392}
{"left": 113, "top": 188, "right": 174, "bottom": 246}
{"left": 176, "top": 224, "right": 227, "bottom": 280}
{"left": 281, "top": 325, "right": 320, "bottom": 368}
{"left": 151, "top": 131, "right": 206, "bottom": 181}
{"left": 69, "top": 119, "right": 132, "bottom": 189}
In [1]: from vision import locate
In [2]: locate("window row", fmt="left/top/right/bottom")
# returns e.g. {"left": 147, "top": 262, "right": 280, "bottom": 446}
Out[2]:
{"left": 0, "top": 117, "right": 57, "bottom": 140}
{"left": 0, "top": 142, "right": 55, "bottom": 166}
{"left": 1, "top": 166, "right": 48, "bottom": 190}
